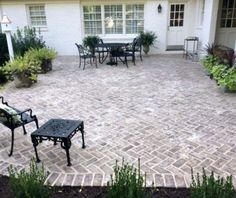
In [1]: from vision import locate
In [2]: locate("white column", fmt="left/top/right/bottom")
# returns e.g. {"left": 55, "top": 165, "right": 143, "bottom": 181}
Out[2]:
{"left": 5, "top": 31, "right": 14, "bottom": 61}
{"left": 202, "top": 0, "right": 220, "bottom": 46}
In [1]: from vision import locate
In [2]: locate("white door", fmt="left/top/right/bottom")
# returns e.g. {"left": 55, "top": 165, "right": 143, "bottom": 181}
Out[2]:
{"left": 216, "top": 0, "right": 236, "bottom": 49}
{"left": 167, "top": 3, "right": 186, "bottom": 48}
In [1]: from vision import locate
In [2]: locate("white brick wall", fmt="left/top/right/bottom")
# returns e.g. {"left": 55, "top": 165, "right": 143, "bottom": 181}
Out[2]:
{"left": 0, "top": 0, "right": 220, "bottom": 55}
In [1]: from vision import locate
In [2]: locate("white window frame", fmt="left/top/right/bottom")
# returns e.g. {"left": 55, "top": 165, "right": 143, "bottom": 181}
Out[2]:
{"left": 82, "top": 3, "right": 144, "bottom": 37}
{"left": 26, "top": 4, "right": 47, "bottom": 30}
{"left": 196, "top": 0, "right": 205, "bottom": 28}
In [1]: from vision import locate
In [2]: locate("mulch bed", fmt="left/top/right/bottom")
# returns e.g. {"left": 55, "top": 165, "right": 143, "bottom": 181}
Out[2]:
{"left": 0, "top": 175, "right": 190, "bottom": 198}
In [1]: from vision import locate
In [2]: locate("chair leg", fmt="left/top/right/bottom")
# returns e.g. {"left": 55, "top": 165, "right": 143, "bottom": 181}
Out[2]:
{"left": 9, "top": 129, "right": 14, "bottom": 156}
{"left": 22, "top": 125, "right": 27, "bottom": 135}
{"left": 35, "top": 118, "right": 39, "bottom": 129}
{"left": 79, "top": 57, "right": 81, "bottom": 68}
{"left": 90, "top": 57, "right": 92, "bottom": 66}
{"left": 133, "top": 55, "right": 136, "bottom": 66}
{"left": 125, "top": 56, "right": 128, "bottom": 68}
{"left": 83, "top": 59, "right": 86, "bottom": 70}
{"left": 95, "top": 57, "right": 98, "bottom": 68}
{"left": 140, "top": 51, "right": 143, "bottom": 61}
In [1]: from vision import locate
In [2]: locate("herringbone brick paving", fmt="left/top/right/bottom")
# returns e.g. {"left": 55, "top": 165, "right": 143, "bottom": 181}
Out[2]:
{"left": 0, "top": 55, "right": 236, "bottom": 187}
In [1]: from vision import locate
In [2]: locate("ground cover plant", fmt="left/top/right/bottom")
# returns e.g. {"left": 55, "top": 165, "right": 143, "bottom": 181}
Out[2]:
{"left": 8, "top": 159, "right": 50, "bottom": 198}
{"left": 107, "top": 159, "right": 151, "bottom": 198}
{"left": 190, "top": 168, "right": 236, "bottom": 198}
{"left": 201, "top": 44, "right": 236, "bottom": 92}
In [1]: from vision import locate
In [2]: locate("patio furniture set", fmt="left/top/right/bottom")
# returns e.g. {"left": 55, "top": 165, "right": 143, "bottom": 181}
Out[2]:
{"left": 0, "top": 96, "right": 85, "bottom": 166}
{"left": 75, "top": 37, "right": 143, "bottom": 70}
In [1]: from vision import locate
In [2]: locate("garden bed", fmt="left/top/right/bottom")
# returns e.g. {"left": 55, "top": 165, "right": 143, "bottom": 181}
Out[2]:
{"left": 0, "top": 175, "right": 190, "bottom": 198}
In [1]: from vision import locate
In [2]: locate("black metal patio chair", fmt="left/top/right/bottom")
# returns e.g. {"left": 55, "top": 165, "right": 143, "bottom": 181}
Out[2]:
{"left": 111, "top": 46, "right": 135, "bottom": 68}
{"left": 0, "top": 96, "right": 39, "bottom": 156}
{"left": 75, "top": 43, "right": 97, "bottom": 70}
{"left": 95, "top": 39, "right": 109, "bottom": 64}
{"left": 125, "top": 37, "right": 143, "bottom": 63}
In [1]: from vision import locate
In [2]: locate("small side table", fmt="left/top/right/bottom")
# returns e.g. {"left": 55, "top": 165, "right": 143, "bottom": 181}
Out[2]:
{"left": 183, "top": 36, "right": 199, "bottom": 61}
{"left": 31, "top": 119, "right": 85, "bottom": 166}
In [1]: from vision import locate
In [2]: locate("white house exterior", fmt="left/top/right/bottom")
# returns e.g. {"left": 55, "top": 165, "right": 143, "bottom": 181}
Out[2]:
{"left": 0, "top": 0, "right": 235, "bottom": 55}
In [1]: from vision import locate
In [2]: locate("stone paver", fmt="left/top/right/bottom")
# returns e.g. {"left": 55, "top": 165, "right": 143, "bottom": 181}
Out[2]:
{"left": 0, "top": 55, "right": 236, "bottom": 187}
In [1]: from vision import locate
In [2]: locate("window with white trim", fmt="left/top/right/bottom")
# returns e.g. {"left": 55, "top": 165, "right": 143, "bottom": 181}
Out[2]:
{"left": 104, "top": 5, "right": 123, "bottom": 34}
{"left": 28, "top": 5, "right": 47, "bottom": 27}
{"left": 83, "top": 6, "right": 102, "bottom": 35}
{"left": 220, "top": 0, "right": 236, "bottom": 28}
{"left": 126, "top": 4, "right": 144, "bottom": 34}
{"left": 83, "top": 4, "right": 144, "bottom": 35}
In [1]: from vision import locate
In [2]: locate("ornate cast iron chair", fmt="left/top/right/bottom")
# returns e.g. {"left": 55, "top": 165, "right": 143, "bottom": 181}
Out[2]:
{"left": 75, "top": 43, "right": 97, "bottom": 70}
{"left": 125, "top": 37, "right": 143, "bottom": 64}
{"left": 95, "top": 39, "right": 109, "bottom": 64}
{"left": 0, "top": 96, "right": 38, "bottom": 156}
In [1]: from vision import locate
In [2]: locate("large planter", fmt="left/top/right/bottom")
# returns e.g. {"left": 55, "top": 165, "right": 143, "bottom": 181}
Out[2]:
{"left": 41, "top": 59, "right": 52, "bottom": 73}
{"left": 143, "top": 45, "right": 150, "bottom": 55}
{"left": 222, "top": 86, "right": 236, "bottom": 93}
{"left": 14, "top": 73, "right": 34, "bottom": 88}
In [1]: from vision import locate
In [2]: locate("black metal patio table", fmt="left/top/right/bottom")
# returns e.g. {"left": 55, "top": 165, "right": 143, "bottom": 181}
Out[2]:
{"left": 31, "top": 119, "right": 85, "bottom": 166}
{"left": 96, "top": 42, "right": 127, "bottom": 65}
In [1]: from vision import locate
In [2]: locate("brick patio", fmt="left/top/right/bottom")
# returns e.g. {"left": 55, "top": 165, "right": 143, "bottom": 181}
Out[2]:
{"left": 0, "top": 55, "right": 236, "bottom": 187}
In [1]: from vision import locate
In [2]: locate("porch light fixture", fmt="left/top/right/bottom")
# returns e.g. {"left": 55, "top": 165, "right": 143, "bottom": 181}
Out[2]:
{"left": 1, "top": 15, "right": 11, "bottom": 25}
{"left": 157, "top": 4, "right": 162, "bottom": 13}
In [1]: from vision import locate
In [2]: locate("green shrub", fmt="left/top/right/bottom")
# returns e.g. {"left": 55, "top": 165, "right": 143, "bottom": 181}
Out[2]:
{"left": 0, "top": 33, "right": 9, "bottom": 66}
{"left": 139, "top": 31, "right": 157, "bottom": 47}
{"left": 26, "top": 47, "right": 57, "bottom": 61}
{"left": 8, "top": 159, "right": 51, "bottom": 198}
{"left": 0, "top": 34, "right": 9, "bottom": 84}
{"left": 218, "top": 67, "right": 236, "bottom": 91}
{"left": 3, "top": 53, "right": 41, "bottom": 82}
{"left": 201, "top": 55, "right": 220, "bottom": 73}
{"left": 211, "top": 64, "right": 228, "bottom": 82}
{"left": 107, "top": 159, "right": 150, "bottom": 198}
{"left": 12, "top": 26, "right": 46, "bottom": 56}
{"left": 83, "top": 35, "right": 100, "bottom": 55}
{"left": 190, "top": 168, "right": 236, "bottom": 198}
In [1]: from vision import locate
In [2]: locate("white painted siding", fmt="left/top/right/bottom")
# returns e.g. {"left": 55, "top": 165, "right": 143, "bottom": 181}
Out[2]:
{"left": 0, "top": 0, "right": 221, "bottom": 55}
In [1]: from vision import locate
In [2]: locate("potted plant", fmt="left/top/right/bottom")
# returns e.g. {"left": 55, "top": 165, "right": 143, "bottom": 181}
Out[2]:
{"left": 139, "top": 31, "right": 157, "bottom": 54}
{"left": 218, "top": 67, "right": 236, "bottom": 92}
{"left": 83, "top": 35, "right": 100, "bottom": 55}
{"left": 3, "top": 54, "right": 41, "bottom": 88}
{"left": 26, "top": 48, "right": 57, "bottom": 73}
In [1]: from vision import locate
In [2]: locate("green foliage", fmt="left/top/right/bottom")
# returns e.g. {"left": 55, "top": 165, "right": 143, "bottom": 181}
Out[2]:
{"left": 139, "top": 31, "right": 157, "bottom": 47}
{"left": 12, "top": 26, "right": 46, "bottom": 56}
{"left": 201, "top": 55, "right": 220, "bottom": 73}
{"left": 3, "top": 52, "right": 41, "bottom": 81}
{"left": 218, "top": 67, "right": 236, "bottom": 91}
{"left": 0, "top": 33, "right": 9, "bottom": 66}
{"left": 107, "top": 159, "right": 150, "bottom": 198}
{"left": 211, "top": 64, "right": 228, "bottom": 82}
{"left": 190, "top": 168, "right": 236, "bottom": 198}
{"left": 83, "top": 35, "right": 100, "bottom": 54}
{"left": 8, "top": 159, "right": 50, "bottom": 198}
{"left": 204, "top": 43, "right": 218, "bottom": 55}
{"left": 25, "top": 48, "right": 57, "bottom": 61}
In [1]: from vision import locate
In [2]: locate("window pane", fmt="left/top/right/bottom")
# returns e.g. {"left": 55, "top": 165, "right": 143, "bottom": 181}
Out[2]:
{"left": 28, "top": 5, "right": 47, "bottom": 27}
{"left": 83, "top": 6, "right": 102, "bottom": 35}
{"left": 125, "top": 4, "right": 144, "bottom": 34}
{"left": 104, "top": 5, "right": 123, "bottom": 34}
{"left": 233, "top": 19, "right": 236, "bottom": 27}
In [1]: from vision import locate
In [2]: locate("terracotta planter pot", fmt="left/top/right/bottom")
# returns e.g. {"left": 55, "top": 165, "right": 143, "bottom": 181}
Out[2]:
{"left": 14, "top": 73, "right": 34, "bottom": 88}
{"left": 41, "top": 59, "right": 52, "bottom": 73}
{"left": 143, "top": 45, "right": 150, "bottom": 55}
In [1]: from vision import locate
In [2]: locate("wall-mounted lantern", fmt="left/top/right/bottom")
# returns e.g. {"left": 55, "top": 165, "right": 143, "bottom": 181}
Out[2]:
{"left": 1, "top": 15, "right": 14, "bottom": 61}
{"left": 157, "top": 4, "right": 162, "bottom": 13}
